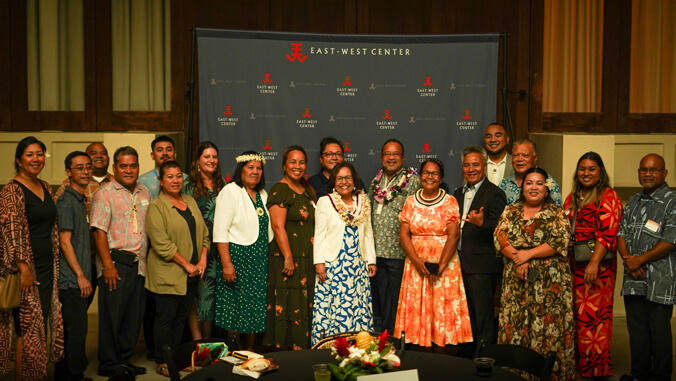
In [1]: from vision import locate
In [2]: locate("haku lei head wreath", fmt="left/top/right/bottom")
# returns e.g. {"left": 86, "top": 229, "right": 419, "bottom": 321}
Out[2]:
{"left": 236, "top": 153, "right": 266, "bottom": 165}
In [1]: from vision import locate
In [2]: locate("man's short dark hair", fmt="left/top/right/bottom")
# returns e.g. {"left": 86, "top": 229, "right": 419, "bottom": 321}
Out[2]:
{"left": 151, "top": 135, "right": 176, "bottom": 151}
{"left": 64, "top": 150, "right": 91, "bottom": 170}
{"left": 113, "top": 146, "right": 139, "bottom": 164}
{"left": 319, "top": 137, "right": 344, "bottom": 156}
{"left": 381, "top": 138, "right": 405, "bottom": 155}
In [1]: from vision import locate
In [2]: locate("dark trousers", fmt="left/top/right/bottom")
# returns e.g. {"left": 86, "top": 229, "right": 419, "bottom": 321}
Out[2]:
{"left": 154, "top": 282, "right": 196, "bottom": 364}
{"left": 457, "top": 271, "right": 500, "bottom": 358}
{"left": 54, "top": 288, "right": 89, "bottom": 381}
{"left": 144, "top": 291, "right": 156, "bottom": 355}
{"left": 371, "top": 257, "right": 405, "bottom": 334}
{"left": 87, "top": 262, "right": 97, "bottom": 308}
{"left": 624, "top": 295, "right": 674, "bottom": 381}
{"left": 97, "top": 262, "right": 146, "bottom": 373}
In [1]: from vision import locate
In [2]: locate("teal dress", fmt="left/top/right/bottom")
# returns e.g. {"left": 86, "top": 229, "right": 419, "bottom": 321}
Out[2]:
{"left": 214, "top": 192, "right": 270, "bottom": 333}
{"left": 183, "top": 184, "right": 218, "bottom": 322}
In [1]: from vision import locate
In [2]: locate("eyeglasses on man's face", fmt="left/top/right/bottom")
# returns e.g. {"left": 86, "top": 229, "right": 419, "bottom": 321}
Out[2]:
{"left": 323, "top": 152, "right": 344, "bottom": 158}
{"left": 638, "top": 168, "right": 664, "bottom": 175}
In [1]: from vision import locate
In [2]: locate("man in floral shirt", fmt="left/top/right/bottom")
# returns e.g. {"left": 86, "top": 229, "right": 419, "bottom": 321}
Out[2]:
{"left": 368, "top": 139, "right": 421, "bottom": 334}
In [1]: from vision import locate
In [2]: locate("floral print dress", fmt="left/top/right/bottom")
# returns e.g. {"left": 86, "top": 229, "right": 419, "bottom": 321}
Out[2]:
{"left": 563, "top": 188, "right": 623, "bottom": 378}
{"left": 394, "top": 193, "right": 473, "bottom": 347}
{"left": 263, "top": 183, "right": 315, "bottom": 349}
{"left": 494, "top": 201, "right": 575, "bottom": 381}
{"left": 183, "top": 184, "right": 219, "bottom": 322}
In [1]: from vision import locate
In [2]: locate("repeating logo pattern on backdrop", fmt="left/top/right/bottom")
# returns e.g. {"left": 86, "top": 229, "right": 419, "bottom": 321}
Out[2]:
{"left": 198, "top": 30, "right": 499, "bottom": 189}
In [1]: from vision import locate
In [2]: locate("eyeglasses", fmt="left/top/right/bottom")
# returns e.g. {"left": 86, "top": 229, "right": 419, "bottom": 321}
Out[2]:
{"left": 421, "top": 170, "right": 440, "bottom": 177}
{"left": 638, "top": 168, "right": 664, "bottom": 175}
{"left": 381, "top": 152, "right": 402, "bottom": 158}
{"left": 323, "top": 152, "right": 344, "bottom": 158}
{"left": 336, "top": 176, "right": 353, "bottom": 183}
{"left": 70, "top": 166, "right": 93, "bottom": 172}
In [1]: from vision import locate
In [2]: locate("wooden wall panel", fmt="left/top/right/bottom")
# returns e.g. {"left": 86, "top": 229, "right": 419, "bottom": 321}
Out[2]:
{"left": 0, "top": 0, "right": 10, "bottom": 130}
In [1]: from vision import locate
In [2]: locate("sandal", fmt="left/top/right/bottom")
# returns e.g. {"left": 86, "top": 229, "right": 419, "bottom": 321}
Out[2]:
{"left": 156, "top": 364, "right": 170, "bottom": 377}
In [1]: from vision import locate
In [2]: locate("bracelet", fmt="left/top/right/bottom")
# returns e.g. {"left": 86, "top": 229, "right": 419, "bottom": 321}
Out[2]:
{"left": 102, "top": 262, "right": 116, "bottom": 271}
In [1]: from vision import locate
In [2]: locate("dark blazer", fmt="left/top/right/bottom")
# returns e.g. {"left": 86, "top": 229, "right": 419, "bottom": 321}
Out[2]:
{"left": 454, "top": 179, "right": 507, "bottom": 274}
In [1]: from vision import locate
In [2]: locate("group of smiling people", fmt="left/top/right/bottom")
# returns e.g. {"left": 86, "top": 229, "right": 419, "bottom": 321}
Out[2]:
{"left": 1, "top": 130, "right": 672, "bottom": 381}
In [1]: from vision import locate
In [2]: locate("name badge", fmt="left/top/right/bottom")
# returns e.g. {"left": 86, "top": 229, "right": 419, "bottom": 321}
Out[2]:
{"left": 376, "top": 203, "right": 383, "bottom": 215}
{"left": 141, "top": 199, "right": 149, "bottom": 207}
{"left": 644, "top": 219, "right": 660, "bottom": 233}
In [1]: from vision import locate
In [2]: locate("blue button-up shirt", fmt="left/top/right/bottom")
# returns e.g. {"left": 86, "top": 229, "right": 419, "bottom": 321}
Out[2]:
{"left": 618, "top": 182, "right": 676, "bottom": 305}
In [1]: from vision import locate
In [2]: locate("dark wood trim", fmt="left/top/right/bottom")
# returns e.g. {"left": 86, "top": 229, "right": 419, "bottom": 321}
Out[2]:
{"left": 356, "top": 0, "right": 369, "bottom": 34}
{"left": 110, "top": 111, "right": 173, "bottom": 131}
{"left": 344, "top": 0, "right": 357, "bottom": 33}
{"left": 614, "top": 0, "right": 633, "bottom": 132}
{"left": 94, "top": 0, "right": 112, "bottom": 131}
{"left": 529, "top": 0, "right": 543, "bottom": 134}
{"left": 542, "top": 113, "right": 605, "bottom": 132}
{"left": 514, "top": 0, "right": 532, "bottom": 140}
{"left": 0, "top": 0, "right": 10, "bottom": 130}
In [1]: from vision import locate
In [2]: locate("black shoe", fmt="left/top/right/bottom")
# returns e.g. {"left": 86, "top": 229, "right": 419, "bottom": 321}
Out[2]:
{"left": 97, "top": 367, "right": 117, "bottom": 378}
{"left": 147, "top": 351, "right": 156, "bottom": 361}
{"left": 124, "top": 361, "right": 147, "bottom": 375}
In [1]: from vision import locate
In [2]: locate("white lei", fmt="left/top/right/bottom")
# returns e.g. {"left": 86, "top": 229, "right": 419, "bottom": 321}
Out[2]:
{"left": 329, "top": 191, "right": 371, "bottom": 227}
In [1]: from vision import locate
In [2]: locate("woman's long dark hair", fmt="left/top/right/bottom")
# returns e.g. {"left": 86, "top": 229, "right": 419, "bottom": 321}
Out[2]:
{"left": 15, "top": 136, "right": 47, "bottom": 173}
{"left": 570, "top": 151, "right": 610, "bottom": 211}
{"left": 282, "top": 145, "right": 317, "bottom": 202}
{"left": 519, "top": 166, "right": 553, "bottom": 205}
{"left": 189, "top": 141, "right": 225, "bottom": 200}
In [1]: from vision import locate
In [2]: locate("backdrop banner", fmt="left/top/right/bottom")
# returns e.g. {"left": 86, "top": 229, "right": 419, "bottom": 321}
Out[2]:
{"left": 197, "top": 29, "right": 499, "bottom": 190}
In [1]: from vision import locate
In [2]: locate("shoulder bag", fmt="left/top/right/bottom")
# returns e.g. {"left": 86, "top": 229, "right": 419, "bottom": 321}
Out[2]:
{"left": 572, "top": 207, "right": 613, "bottom": 263}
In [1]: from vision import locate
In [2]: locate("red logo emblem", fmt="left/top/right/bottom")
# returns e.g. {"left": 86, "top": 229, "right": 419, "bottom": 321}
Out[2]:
{"left": 225, "top": 173, "right": 231, "bottom": 182}
{"left": 263, "top": 140, "right": 272, "bottom": 150}
{"left": 302, "top": 108, "right": 312, "bottom": 118}
{"left": 286, "top": 43, "right": 307, "bottom": 62}
{"left": 382, "top": 110, "right": 392, "bottom": 120}
{"left": 423, "top": 77, "right": 433, "bottom": 86}
{"left": 343, "top": 76, "right": 352, "bottom": 86}
{"left": 422, "top": 143, "right": 431, "bottom": 153}
{"left": 304, "top": 174, "right": 309, "bottom": 180}
{"left": 262, "top": 74, "right": 272, "bottom": 83}
{"left": 223, "top": 106, "right": 233, "bottom": 116}
{"left": 462, "top": 110, "right": 472, "bottom": 120}
{"left": 344, "top": 142, "right": 352, "bottom": 152}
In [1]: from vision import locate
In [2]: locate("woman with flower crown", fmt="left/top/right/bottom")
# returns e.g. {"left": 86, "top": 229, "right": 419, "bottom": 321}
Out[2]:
{"left": 212, "top": 151, "right": 273, "bottom": 351}
{"left": 311, "top": 163, "right": 377, "bottom": 345}
{"left": 494, "top": 166, "right": 575, "bottom": 380}
{"left": 394, "top": 158, "right": 473, "bottom": 352}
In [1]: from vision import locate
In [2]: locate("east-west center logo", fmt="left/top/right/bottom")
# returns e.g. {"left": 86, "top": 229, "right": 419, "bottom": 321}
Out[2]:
{"left": 286, "top": 43, "right": 307, "bottom": 62}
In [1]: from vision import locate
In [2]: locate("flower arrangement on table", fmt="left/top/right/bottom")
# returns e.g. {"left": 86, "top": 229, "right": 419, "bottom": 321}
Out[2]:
{"left": 327, "top": 331, "right": 401, "bottom": 381}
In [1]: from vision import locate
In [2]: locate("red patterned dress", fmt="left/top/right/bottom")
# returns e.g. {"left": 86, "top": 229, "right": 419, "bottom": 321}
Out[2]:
{"left": 563, "top": 187, "right": 623, "bottom": 378}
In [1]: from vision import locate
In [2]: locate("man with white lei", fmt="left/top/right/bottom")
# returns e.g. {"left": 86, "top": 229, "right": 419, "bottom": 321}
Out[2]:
{"left": 368, "top": 139, "right": 421, "bottom": 334}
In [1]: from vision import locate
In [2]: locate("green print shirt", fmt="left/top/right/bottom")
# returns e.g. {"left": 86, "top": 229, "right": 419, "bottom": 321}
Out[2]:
{"left": 368, "top": 167, "right": 421, "bottom": 260}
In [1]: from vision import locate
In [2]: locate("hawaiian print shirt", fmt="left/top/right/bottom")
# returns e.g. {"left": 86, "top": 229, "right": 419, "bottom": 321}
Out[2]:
{"left": 90, "top": 179, "right": 151, "bottom": 277}
{"left": 368, "top": 167, "right": 421, "bottom": 260}
{"left": 618, "top": 182, "right": 676, "bottom": 305}
{"left": 499, "top": 173, "right": 563, "bottom": 207}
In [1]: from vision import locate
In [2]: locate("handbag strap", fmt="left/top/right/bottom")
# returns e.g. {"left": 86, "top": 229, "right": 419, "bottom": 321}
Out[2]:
{"left": 571, "top": 207, "right": 578, "bottom": 239}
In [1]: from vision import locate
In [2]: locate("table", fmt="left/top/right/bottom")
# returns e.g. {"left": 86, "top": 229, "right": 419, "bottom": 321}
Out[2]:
{"left": 183, "top": 349, "right": 525, "bottom": 380}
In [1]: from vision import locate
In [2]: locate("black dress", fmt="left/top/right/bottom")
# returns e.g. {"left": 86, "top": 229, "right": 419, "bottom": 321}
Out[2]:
{"left": 17, "top": 181, "right": 56, "bottom": 325}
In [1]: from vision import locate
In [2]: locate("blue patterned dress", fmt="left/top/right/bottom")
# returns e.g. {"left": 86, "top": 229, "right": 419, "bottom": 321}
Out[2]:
{"left": 311, "top": 225, "right": 373, "bottom": 345}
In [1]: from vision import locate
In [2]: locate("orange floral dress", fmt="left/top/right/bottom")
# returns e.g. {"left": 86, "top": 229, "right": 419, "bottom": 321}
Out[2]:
{"left": 394, "top": 192, "right": 473, "bottom": 347}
